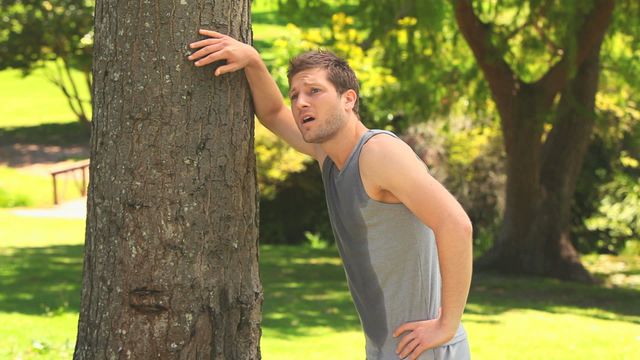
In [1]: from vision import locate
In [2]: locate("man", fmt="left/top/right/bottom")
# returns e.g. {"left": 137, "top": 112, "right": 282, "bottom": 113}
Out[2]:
{"left": 188, "top": 29, "right": 472, "bottom": 360}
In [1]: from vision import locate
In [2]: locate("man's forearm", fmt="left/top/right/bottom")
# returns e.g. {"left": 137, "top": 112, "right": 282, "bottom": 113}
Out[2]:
{"left": 243, "top": 50, "right": 289, "bottom": 127}
{"left": 435, "top": 219, "right": 473, "bottom": 335}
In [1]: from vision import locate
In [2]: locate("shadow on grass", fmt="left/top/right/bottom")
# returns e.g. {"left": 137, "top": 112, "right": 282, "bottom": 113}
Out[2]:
{"left": 1, "top": 243, "right": 637, "bottom": 338}
{"left": 466, "top": 271, "right": 640, "bottom": 324}
{"left": 0, "top": 245, "right": 83, "bottom": 315}
{"left": 261, "top": 246, "right": 640, "bottom": 341}
{"left": 0, "top": 121, "right": 89, "bottom": 146}
{"left": 259, "top": 245, "right": 361, "bottom": 338}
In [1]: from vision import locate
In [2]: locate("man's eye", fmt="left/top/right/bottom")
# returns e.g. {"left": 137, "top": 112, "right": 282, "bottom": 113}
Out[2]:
{"left": 290, "top": 94, "right": 298, "bottom": 101}
{"left": 311, "top": 88, "right": 320, "bottom": 94}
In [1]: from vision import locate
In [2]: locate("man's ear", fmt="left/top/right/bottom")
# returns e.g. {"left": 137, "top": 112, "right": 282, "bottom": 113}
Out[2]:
{"left": 343, "top": 89, "right": 358, "bottom": 112}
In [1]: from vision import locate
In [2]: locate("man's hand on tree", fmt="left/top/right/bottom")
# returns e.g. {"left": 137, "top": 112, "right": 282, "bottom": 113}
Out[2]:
{"left": 187, "top": 29, "right": 258, "bottom": 76}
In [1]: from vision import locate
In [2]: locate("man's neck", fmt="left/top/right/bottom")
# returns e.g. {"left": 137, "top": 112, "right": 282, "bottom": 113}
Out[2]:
{"left": 320, "top": 118, "right": 369, "bottom": 171}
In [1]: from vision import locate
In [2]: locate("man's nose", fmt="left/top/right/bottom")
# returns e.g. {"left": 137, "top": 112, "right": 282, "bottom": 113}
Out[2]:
{"left": 295, "top": 94, "right": 310, "bottom": 109}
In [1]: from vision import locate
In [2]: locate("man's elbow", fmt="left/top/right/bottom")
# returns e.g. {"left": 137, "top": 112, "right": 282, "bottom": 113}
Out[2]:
{"left": 433, "top": 215, "right": 473, "bottom": 243}
{"left": 459, "top": 217, "right": 473, "bottom": 241}
{"left": 448, "top": 216, "right": 473, "bottom": 246}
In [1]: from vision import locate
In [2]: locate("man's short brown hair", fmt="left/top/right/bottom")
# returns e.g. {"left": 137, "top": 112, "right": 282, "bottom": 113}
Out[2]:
{"left": 287, "top": 50, "right": 360, "bottom": 115}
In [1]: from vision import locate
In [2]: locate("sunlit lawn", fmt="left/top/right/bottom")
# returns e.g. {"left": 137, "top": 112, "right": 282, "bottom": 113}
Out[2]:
{"left": 0, "top": 66, "right": 90, "bottom": 128}
{"left": 0, "top": 135, "right": 89, "bottom": 208}
{"left": 0, "top": 165, "right": 87, "bottom": 208}
{"left": 0, "top": 211, "right": 638, "bottom": 359}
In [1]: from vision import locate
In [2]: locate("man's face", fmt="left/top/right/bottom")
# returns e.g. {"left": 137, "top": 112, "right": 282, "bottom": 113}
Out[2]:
{"left": 289, "top": 68, "right": 347, "bottom": 143}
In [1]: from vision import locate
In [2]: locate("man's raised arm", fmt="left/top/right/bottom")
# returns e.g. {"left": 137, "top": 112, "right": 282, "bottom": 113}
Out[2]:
{"left": 187, "top": 29, "right": 318, "bottom": 159}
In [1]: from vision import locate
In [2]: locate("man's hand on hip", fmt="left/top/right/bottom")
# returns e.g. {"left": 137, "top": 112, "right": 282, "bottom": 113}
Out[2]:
{"left": 393, "top": 308, "right": 456, "bottom": 360}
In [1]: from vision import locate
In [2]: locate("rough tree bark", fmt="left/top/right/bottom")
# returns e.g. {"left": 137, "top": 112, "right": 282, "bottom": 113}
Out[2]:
{"left": 453, "top": 0, "right": 615, "bottom": 282}
{"left": 74, "top": 0, "right": 262, "bottom": 358}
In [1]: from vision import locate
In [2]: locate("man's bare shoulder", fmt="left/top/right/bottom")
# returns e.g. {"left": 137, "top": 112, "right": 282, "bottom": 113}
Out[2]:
{"left": 361, "top": 133, "right": 416, "bottom": 165}
{"left": 360, "top": 133, "right": 423, "bottom": 183}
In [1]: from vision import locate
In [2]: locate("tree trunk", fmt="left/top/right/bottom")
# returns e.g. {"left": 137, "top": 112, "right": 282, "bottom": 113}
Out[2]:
{"left": 455, "top": 0, "right": 614, "bottom": 282}
{"left": 483, "top": 85, "right": 546, "bottom": 272}
{"left": 479, "top": 37, "right": 605, "bottom": 283}
{"left": 531, "top": 40, "right": 604, "bottom": 282}
{"left": 74, "top": 0, "right": 262, "bottom": 359}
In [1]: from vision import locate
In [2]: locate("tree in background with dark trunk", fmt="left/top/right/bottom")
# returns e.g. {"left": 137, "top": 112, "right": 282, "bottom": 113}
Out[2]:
{"left": 453, "top": 0, "right": 614, "bottom": 282}
{"left": 348, "top": 0, "right": 638, "bottom": 281}
{"left": 74, "top": 0, "right": 262, "bottom": 358}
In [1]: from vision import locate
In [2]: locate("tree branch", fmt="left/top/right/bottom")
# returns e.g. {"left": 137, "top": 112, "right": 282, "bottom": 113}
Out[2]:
{"left": 62, "top": 57, "right": 90, "bottom": 123}
{"left": 452, "top": 0, "right": 518, "bottom": 118}
{"left": 48, "top": 60, "right": 82, "bottom": 119}
{"left": 533, "top": 22, "right": 562, "bottom": 55}
{"left": 85, "top": 71, "right": 92, "bottom": 102}
{"left": 536, "top": 0, "right": 615, "bottom": 105}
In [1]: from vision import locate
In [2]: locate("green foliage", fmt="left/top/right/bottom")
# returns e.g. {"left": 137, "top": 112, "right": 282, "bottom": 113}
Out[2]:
{"left": 0, "top": 187, "right": 30, "bottom": 207}
{"left": 0, "top": 165, "right": 86, "bottom": 208}
{"left": 304, "top": 231, "right": 330, "bottom": 249}
{"left": 265, "top": 14, "right": 402, "bottom": 129}
{"left": 404, "top": 118, "right": 505, "bottom": 255}
{"left": 583, "top": 169, "right": 640, "bottom": 252}
{"left": 274, "top": 0, "right": 359, "bottom": 26}
{"left": 0, "top": 0, "right": 94, "bottom": 72}
{"left": 255, "top": 121, "right": 309, "bottom": 199}
{"left": 573, "top": 112, "right": 640, "bottom": 254}
{"left": 355, "top": 0, "right": 492, "bottom": 128}
{"left": 0, "top": 0, "right": 95, "bottom": 123}
{"left": 259, "top": 164, "right": 332, "bottom": 244}
{"left": 0, "top": 166, "right": 49, "bottom": 208}
{"left": 349, "top": 0, "right": 640, "bottom": 256}
{"left": 603, "top": 0, "right": 640, "bottom": 92}
{"left": 622, "top": 240, "right": 640, "bottom": 256}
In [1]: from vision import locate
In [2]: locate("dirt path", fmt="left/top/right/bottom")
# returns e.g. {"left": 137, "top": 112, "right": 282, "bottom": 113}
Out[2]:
{"left": 10, "top": 196, "right": 87, "bottom": 219}
{"left": 2, "top": 143, "right": 90, "bottom": 218}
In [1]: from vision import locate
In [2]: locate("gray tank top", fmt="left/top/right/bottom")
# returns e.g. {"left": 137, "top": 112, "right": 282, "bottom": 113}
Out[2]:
{"left": 321, "top": 129, "right": 468, "bottom": 359}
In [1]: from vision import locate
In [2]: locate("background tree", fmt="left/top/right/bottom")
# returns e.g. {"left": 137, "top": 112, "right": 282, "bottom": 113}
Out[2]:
{"left": 334, "top": 0, "right": 639, "bottom": 281}
{"left": 73, "top": 0, "right": 262, "bottom": 358}
{"left": 451, "top": 0, "right": 615, "bottom": 282}
{"left": 0, "top": 0, "right": 94, "bottom": 126}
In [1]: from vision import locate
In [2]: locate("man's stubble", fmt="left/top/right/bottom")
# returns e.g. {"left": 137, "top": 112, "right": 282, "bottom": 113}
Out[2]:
{"left": 302, "top": 106, "right": 346, "bottom": 144}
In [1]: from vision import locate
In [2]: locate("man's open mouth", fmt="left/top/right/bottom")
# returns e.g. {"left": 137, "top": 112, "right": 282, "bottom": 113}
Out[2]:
{"left": 303, "top": 116, "right": 315, "bottom": 124}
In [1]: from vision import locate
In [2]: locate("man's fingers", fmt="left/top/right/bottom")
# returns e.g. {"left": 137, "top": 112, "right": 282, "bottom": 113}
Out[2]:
{"left": 395, "top": 332, "right": 416, "bottom": 355}
{"left": 198, "top": 29, "right": 226, "bottom": 38}
{"left": 394, "top": 321, "right": 418, "bottom": 337}
{"left": 398, "top": 338, "right": 419, "bottom": 359}
{"left": 409, "top": 344, "right": 428, "bottom": 360}
{"left": 189, "top": 37, "right": 224, "bottom": 49}
{"left": 188, "top": 43, "right": 223, "bottom": 62}
{"left": 215, "top": 63, "right": 238, "bottom": 76}
{"left": 194, "top": 51, "right": 226, "bottom": 67}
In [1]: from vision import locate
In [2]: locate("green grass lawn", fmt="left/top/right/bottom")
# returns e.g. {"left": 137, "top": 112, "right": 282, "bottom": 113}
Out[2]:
{"left": 0, "top": 66, "right": 90, "bottom": 128}
{"left": 1, "top": 211, "right": 638, "bottom": 359}
{"left": 0, "top": 165, "right": 87, "bottom": 208}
